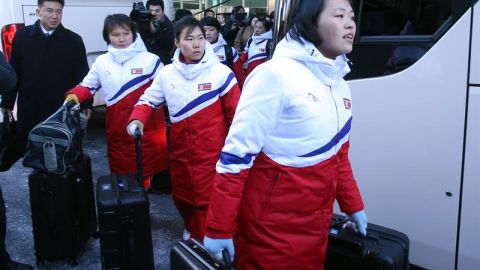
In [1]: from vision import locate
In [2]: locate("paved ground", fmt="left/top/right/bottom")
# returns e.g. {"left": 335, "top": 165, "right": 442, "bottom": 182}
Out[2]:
{"left": 1, "top": 108, "right": 183, "bottom": 270}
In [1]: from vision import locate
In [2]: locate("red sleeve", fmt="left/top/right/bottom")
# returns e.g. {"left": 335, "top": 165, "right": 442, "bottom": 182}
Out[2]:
{"left": 335, "top": 142, "right": 365, "bottom": 214}
{"left": 232, "top": 60, "right": 246, "bottom": 90}
{"left": 128, "top": 104, "right": 156, "bottom": 126}
{"left": 66, "top": 85, "right": 93, "bottom": 103}
{"left": 221, "top": 83, "right": 240, "bottom": 126}
{"left": 205, "top": 170, "right": 250, "bottom": 238}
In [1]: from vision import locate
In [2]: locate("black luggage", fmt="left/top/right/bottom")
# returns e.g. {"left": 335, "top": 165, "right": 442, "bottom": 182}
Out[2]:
{"left": 170, "top": 238, "right": 232, "bottom": 270}
{"left": 28, "top": 154, "right": 97, "bottom": 265}
{"left": 96, "top": 131, "right": 154, "bottom": 270}
{"left": 325, "top": 214, "right": 410, "bottom": 270}
{"left": 23, "top": 102, "right": 86, "bottom": 174}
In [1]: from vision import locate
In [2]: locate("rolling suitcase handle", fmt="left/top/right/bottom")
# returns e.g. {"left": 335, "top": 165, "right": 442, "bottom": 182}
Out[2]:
{"left": 134, "top": 128, "right": 143, "bottom": 183}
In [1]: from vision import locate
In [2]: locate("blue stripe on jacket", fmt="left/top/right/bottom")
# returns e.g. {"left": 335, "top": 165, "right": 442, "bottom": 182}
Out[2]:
{"left": 108, "top": 59, "right": 162, "bottom": 102}
{"left": 172, "top": 72, "right": 235, "bottom": 117}
{"left": 299, "top": 117, "right": 352, "bottom": 157}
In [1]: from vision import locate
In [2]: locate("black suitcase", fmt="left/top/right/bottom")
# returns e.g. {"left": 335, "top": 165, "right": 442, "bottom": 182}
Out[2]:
{"left": 96, "top": 132, "right": 154, "bottom": 270}
{"left": 28, "top": 154, "right": 97, "bottom": 265}
{"left": 325, "top": 214, "right": 410, "bottom": 270}
{"left": 170, "top": 239, "right": 232, "bottom": 270}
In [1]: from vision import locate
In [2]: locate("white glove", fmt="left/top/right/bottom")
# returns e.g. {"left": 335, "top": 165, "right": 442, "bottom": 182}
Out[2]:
{"left": 127, "top": 120, "right": 144, "bottom": 137}
{"left": 346, "top": 210, "right": 368, "bottom": 237}
{"left": 203, "top": 236, "right": 235, "bottom": 263}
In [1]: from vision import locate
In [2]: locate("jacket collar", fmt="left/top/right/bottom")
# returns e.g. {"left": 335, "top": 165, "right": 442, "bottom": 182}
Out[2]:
{"left": 28, "top": 20, "right": 66, "bottom": 38}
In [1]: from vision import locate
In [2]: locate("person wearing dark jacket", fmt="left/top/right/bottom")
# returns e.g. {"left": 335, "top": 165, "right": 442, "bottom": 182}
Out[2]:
{"left": 0, "top": 52, "right": 33, "bottom": 270}
{"left": 138, "top": 0, "right": 175, "bottom": 65}
{"left": 0, "top": 0, "right": 90, "bottom": 156}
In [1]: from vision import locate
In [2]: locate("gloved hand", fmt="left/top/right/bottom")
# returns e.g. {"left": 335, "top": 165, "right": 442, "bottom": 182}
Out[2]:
{"left": 126, "top": 120, "right": 144, "bottom": 137}
{"left": 65, "top": 94, "right": 79, "bottom": 104}
{"left": 203, "top": 236, "right": 235, "bottom": 263}
{"left": 347, "top": 210, "right": 368, "bottom": 237}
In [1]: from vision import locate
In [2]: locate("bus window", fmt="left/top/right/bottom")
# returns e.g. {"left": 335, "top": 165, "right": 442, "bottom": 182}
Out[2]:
{"left": 346, "top": 0, "right": 452, "bottom": 79}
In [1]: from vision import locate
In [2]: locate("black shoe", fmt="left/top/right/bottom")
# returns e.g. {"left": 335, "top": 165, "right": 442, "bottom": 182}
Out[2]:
{"left": 6, "top": 260, "right": 34, "bottom": 270}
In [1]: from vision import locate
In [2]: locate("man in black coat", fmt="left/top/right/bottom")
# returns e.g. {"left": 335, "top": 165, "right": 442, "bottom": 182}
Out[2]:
{"left": 0, "top": 52, "right": 33, "bottom": 270}
{"left": 0, "top": 0, "right": 90, "bottom": 155}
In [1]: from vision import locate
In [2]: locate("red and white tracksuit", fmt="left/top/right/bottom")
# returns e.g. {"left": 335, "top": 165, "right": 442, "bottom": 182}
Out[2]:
{"left": 67, "top": 35, "right": 168, "bottom": 182}
{"left": 129, "top": 42, "right": 241, "bottom": 240}
{"left": 211, "top": 33, "right": 245, "bottom": 89}
{"left": 238, "top": 30, "right": 272, "bottom": 87}
{"left": 205, "top": 35, "right": 365, "bottom": 270}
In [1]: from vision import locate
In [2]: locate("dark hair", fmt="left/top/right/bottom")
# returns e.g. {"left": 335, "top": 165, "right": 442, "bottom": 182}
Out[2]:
{"left": 200, "top": 16, "right": 221, "bottom": 31}
{"left": 204, "top": 9, "right": 215, "bottom": 17}
{"left": 286, "top": 0, "right": 354, "bottom": 45}
{"left": 286, "top": 0, "right": 326, "bottom": 46}
{"left": 146, "top": 0, "right": 164, "bottom": 11}
{"left": 269, "top": 11, "right": 275, "bottom": 20}
{"left": 38, "top": 0, "right": 64, "bottom": 7}
{"left": 174, "top": 9, "right": 193, "bottom": 21}
{"left": 232, "top": 6, "right": 244, "bottom": 15}
{"left": 256, "top": 18, "right": 271, "bottom": 32}
{"left": 248, "top": 14, "right": 258, "bottom": 25}
{"left": 102, "top": 14, "right": 137, "bottom": 44}
{"left": 174, "top": 16, "right": 205, "bottom": 41}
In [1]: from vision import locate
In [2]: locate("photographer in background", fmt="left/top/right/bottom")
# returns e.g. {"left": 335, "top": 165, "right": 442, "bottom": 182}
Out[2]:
{"left": 131, "top": 0, "right": 174, "bottom": 65}
{"left": 222, "top": 5, "right": 246, "bottom": 47}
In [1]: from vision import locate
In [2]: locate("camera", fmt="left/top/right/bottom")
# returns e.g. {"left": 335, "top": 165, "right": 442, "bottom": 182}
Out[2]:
{"left": 130, "top": 2, "right": 153, "bottom": 24}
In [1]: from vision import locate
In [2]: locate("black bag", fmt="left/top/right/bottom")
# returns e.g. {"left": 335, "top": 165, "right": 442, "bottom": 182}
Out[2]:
{"left": 96, "top": 133, "right": 154, "bottom": 270}
{"left": 28, "top": 155, "right": 97, "bottom": 264}
{"left": 23, "top": 102, "right": 86, "bottom": 174}
{"left": 0, "top": 112, "right": 21, "bottom": 171}
{"left": 325, "top": 214, "right": 410, "bottom": 270}
{"left": 170, "top": 239, "right": 233, "bottom": 270}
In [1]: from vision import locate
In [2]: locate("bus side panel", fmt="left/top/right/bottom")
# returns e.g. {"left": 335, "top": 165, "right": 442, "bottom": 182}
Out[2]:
{"left": 345, "top": 9, "right": 472, "bottom": 270}
{"left": 458, "top": 86, "right": 480, "bottom": 270}
{"left": 470, "top": 4, "right": 480, "bottom": 84}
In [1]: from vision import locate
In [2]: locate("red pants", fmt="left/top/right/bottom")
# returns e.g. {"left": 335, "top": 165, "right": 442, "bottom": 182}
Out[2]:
{"left": 174, "top": 199, "right": 208, "bottom": 242}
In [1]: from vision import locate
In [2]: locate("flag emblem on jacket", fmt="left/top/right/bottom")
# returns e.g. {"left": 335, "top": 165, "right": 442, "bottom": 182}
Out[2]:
{"left": 218, "top": 55, "right": 225, "bottom": 61}
{"left": 343, "top": 98, "right": 352, "bottom": 110}
{"left": 198, "top": 83, "right": 212, "bottom": 91}
{"left": 131, "top": 68, "right": 143, "bottom": 74}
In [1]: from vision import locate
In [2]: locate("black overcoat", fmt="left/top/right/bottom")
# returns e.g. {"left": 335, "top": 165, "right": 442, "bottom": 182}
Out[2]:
{"left": 0, "top": 20, "right": 89, "bottom": 145}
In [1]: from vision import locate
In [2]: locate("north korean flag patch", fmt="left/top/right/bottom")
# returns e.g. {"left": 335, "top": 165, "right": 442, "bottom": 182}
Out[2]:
{"left": 218, "top": 55, "right": 225, "bottom": 61}
{"left": 131, "top": 68, "right": 143, "bottom": 74}
{"left": 343, "top": 98, "right": 352, "bottom": 110}
{"left": 198, "top": 82, "right": 212, "bottom": 91}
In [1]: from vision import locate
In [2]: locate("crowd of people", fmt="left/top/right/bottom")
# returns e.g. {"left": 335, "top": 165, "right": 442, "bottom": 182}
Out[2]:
{"left": 0, "top": 0, "right": 368, "bottom": 269}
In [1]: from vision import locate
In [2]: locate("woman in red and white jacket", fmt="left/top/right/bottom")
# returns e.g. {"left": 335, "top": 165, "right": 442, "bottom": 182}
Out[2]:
{"left": 203, "top": 0, "right": 367, "bottom": 269}
{"left": 238, "top": 18, "right": 272, "bottom": 86}
{"left": 127, "top": 17, "right": 241, "bottom": 242}
{"left": 65, "top": 14, "right": 167, "bottom": 189}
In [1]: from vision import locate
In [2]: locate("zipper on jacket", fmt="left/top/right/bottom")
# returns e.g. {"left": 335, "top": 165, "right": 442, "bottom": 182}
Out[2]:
{"left": 329, "top": 86, "right": 340, "bottom": 153}
{"left": 260, "top": 172, "right": 281, "bottom": 217}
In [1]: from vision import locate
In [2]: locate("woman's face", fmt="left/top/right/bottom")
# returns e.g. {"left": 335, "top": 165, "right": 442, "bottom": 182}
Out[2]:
{"left": 316, "top": 0, "right": 356, "bottom": 59}
{"left": 254, "top": 21, "right": 266, "bottom": 35}
{"left": 109, "top": 25, "right": 133, "bottom": 49}
{"left": 217, "top": 14, "right": 226, "bottom": 24}
{"left": 204, "top": 26, "right": 219, "bottom": 43}
{"left": 175, "top": 26, "right": 206, "bottom": 62}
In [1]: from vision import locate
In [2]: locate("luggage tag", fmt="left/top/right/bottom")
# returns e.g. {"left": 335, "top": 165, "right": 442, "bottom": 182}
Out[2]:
{"left": 43, "top": 137, "right": 58, "bottom": 172}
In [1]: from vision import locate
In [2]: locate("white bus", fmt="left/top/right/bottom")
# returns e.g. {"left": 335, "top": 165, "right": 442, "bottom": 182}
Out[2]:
{"left": 275, "top": 0, "right": 479, "bottom": 269}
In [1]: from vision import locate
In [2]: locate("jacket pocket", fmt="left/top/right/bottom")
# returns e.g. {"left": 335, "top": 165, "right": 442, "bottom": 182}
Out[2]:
{"left": 259, "top": 172, "right": 281, "bottom": 218}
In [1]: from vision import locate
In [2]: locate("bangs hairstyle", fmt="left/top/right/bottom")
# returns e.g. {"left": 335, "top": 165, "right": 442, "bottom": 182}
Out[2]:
{"left": 285, "top": 0, "right": 326, "bottom": 45}
{"left": 38, "top": 0, "right": 64, "bottom": 7}
{"left": 174, "top": 16, "right": 205, "bottom": 41}
{"left": 200, "top": 16, "right": 221, "bottom": 31}
{"left": 102, "top": 14, "right": 137, "bottom": 44}
{"left": 256, "top": 18, "right": 271, "bottom": 32}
